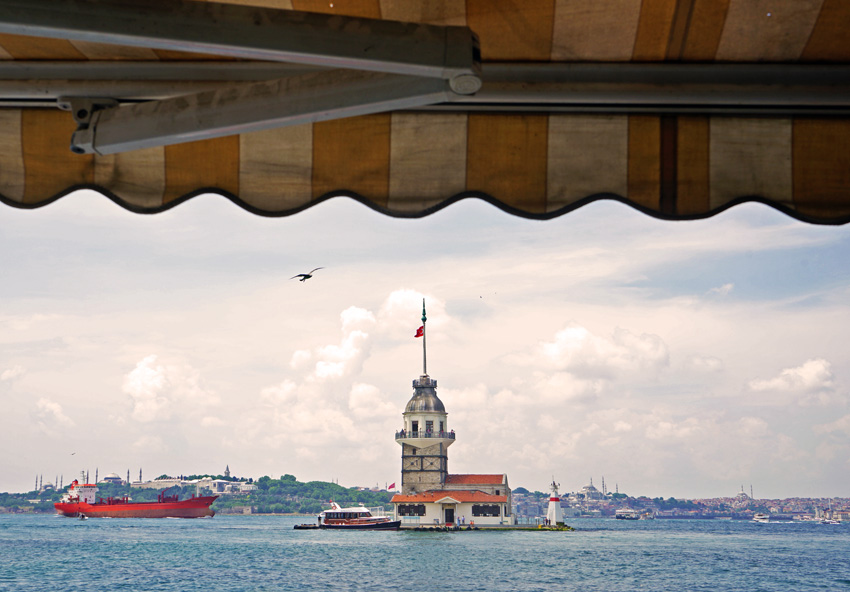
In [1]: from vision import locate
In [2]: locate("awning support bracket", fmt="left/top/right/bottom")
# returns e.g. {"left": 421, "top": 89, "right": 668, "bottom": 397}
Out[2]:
{"left": 57, "top": 97, "right": 119, "bottom": 154}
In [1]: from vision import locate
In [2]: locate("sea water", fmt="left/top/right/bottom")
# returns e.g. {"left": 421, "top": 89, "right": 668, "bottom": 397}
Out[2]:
{"left": 0, "top": 514, "right": 847, "bottom": 591}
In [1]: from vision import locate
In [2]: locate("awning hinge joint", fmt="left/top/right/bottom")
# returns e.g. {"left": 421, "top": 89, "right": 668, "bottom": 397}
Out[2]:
{"left": 57, "top": 97, "right": 118, "bottom": 154}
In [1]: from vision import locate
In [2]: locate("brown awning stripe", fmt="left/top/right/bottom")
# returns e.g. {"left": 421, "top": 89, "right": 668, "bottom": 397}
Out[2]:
{"left": 0, "top": 0, "right": 843, "bottom": 63}
{"left": 312, "top": 114, "right": 391, "bottom": 208}
{"left": 675, "top": 116, "right": 711, "bottom": 217}
{"left": 793, "top": 119, "right": 850, "bottom": 219}
{"left": 3, "top": 110, "right": 849, "bottom": 223}
{"left": 164, "top": 136, "right": 240, "bottom": 205}
{"left": 21, "top": 109, "right": 93, "bottom": 204}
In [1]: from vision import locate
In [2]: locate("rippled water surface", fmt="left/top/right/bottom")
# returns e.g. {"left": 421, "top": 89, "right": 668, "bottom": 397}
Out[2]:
{"left": 1, "top": 515, "right": 848, "bottom": 591}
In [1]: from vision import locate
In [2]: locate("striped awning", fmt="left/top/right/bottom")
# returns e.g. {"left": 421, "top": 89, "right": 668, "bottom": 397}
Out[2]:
{"left": 1, "top": 0, "right": 848, "bottom": 224}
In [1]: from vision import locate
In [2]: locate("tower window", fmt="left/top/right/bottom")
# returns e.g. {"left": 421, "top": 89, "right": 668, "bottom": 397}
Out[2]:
{"left": 426, "top": 420, "right": 433, "bottom": 432}
{"left": 412, "top": 421, "right": 418, "bottom": 433}
{"left": 440, "top": 421, "right": 444, "bottom": 433}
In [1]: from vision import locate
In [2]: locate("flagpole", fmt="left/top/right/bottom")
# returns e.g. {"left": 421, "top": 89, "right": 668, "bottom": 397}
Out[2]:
{"left": 421, "top": 299, "right": 427, "bottom": 376}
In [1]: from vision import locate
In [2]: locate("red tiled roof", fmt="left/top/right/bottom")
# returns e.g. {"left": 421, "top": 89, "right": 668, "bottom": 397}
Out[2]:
{"left": 445, "top": 474, "right": 505, "bottom": 485}
{"left": 391, "top": 490, "right": 507, "bottom": 504}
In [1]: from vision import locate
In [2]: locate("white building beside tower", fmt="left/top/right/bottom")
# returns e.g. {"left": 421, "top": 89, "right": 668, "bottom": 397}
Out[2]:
{"left": 390, "top": 301, "right": 514, "bottom": 527}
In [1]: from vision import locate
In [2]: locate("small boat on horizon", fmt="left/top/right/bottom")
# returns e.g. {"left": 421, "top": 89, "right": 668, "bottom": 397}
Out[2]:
{"left": 752, "top": 513, "right": 770, "bottom": 523}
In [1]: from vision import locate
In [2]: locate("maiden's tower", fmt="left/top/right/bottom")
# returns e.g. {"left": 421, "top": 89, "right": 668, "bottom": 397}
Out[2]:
{"left": 391, "top": 301, "right": 514, "bottom": 527}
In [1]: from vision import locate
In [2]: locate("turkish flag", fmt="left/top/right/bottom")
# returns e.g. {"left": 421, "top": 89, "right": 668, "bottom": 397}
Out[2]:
{"left": 414, "top": 326, "right": 424, "bottom": 338}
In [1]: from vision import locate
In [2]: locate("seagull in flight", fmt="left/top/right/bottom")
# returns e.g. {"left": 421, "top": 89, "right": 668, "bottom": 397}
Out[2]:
{"left": 290, "top": 267, "right": 324, "bottom": 282}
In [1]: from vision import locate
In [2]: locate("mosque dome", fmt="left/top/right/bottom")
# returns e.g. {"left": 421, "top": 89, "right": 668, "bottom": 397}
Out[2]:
{"left": 404, "top": 375, "right": 445, "bottom": 413}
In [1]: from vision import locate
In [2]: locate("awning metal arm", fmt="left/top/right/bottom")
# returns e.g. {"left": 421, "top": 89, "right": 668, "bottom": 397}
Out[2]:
{"left": 0, "top": 0, "right": 482, "bottom": 154}
{"left": 0, "top": 0, "right": 481, "bottom": 88}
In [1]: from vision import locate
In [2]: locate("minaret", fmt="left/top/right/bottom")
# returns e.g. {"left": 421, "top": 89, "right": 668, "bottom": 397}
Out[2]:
{"left": 395, "top": 300, "right": 456, "bottom": 495}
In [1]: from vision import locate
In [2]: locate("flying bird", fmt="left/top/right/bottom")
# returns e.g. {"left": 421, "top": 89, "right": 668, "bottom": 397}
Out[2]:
{"left": 290, "top": 267, "right": 324, "bottom": 282}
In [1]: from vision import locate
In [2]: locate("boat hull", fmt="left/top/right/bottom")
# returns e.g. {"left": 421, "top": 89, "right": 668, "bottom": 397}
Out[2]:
{"left": 54, "top": 496, "right": 218, "bottom": 518}
{"left": 320, "top": 520, "right": 401, "bottom": 530}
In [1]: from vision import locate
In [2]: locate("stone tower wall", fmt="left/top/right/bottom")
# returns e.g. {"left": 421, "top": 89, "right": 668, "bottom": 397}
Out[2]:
{"left": 401, "top": 442, "right": 447, "bottom": 494}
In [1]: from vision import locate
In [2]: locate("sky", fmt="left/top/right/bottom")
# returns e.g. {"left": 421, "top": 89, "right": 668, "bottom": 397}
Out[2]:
{"left": 1, "top": 190, "right": 849, "bottom": 499}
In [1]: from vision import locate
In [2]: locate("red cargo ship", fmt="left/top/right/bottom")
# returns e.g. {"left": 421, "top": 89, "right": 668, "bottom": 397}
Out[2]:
{"left": 54, "top": 480, "right": 218, "bottom": 518}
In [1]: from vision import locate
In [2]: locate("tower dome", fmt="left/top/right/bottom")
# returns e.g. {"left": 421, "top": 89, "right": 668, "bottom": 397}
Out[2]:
{"left": 404, "top": 377, "right": 446, "bottom": 413}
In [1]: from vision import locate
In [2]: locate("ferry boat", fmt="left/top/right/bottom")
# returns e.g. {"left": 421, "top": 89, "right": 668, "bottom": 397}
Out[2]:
{"left": 316, "top": 501, "right": 400, "bottom": 530}
{"left": 615, "top": 508, "right": 639, "bottom": 520}
{"left": 752, "top": 513, "right": 770, "bottom": 523}
{"left": 54, "top": 480, "right": 217, "bottom": 518}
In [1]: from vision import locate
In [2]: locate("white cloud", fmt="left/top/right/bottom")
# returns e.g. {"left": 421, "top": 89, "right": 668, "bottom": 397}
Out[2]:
{"left": 378, "top": 289, "right": 447, "bottom": 338}
{"left": 645, "top": 417, "right": 703, "bottom": 440}
{"left": 613, "top": 420, "right": 632, "bottom": 432}
{"left": 132, "top": 435, "right": 166, "bottom": 453}
{"left": 686, "top": 355, "right": 723, "bottom": 373}
{"left": 307, "top": 307, "right": 374, "bottom": 381}
{"left": 537, "top": 323, "right": 669, "bottom": 378}
{"left": 123, "top": 355, "right": 171, "bottom": 422}
{"left": 34, "top": 398, "right": 74, "bottom": 435}
{"left": 747, "top": 359, "right": 842, "bottom": 406}
{"left": 708, "top": 283, "right": 734, "bottom": 296}
{"left": 1, "top": 313, "right": 60, "bottom": 332}
{"left": 532, "top": 371, "right": 605, "bottom": 404}
{"left": 122, "top": 355, "right": 219, "bottom": 423}
{"left": 248, "top": 308, "right": 394, "bottom": 457}
{"left": 341, "top": 306, "right": 376, "bottom": 333}
{"left": 260, "top": 379, "right": 297, "bottom": 406}
{"left": 815, "top": 414, "right": 850, "bottom": 435}
{"left": 749, "top": 359, "right": 834, "bottom": 392}
{"left": 290, "top": 350, "right": 312, "bottom": 369}
{"left": 348, "top": 383, "right": 396, "bottom": 419}
{"left": 1, "top": 365, "right": 25, "bottom": 381}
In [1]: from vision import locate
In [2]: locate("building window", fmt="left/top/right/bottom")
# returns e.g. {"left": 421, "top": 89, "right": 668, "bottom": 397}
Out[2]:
{"left": 472, "top": 504, "right": 500, "bottom": 517}
{"left": 496, "top": 490, "right": 500, "bottom": 496}
{"left": 426, "top": 420, "right": 433, "bottom": 432}
{"left": 412, "top": 421, "right": 418, "bottom": 433}
{"left": 440, "top": 421, "right": 444, "bottom": 432}
{"left": 397, "top": 504, "right": 426, "bottom": 516}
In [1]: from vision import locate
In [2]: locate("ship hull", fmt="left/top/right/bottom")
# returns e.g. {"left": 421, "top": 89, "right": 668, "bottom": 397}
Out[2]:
{"left": 54, "top": 496, "right": 218, "bottom": 518}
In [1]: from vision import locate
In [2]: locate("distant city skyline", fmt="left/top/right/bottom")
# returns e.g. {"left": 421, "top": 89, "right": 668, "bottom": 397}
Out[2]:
{"left": 2, "top": 190, "right": 849, "bottom": 498}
